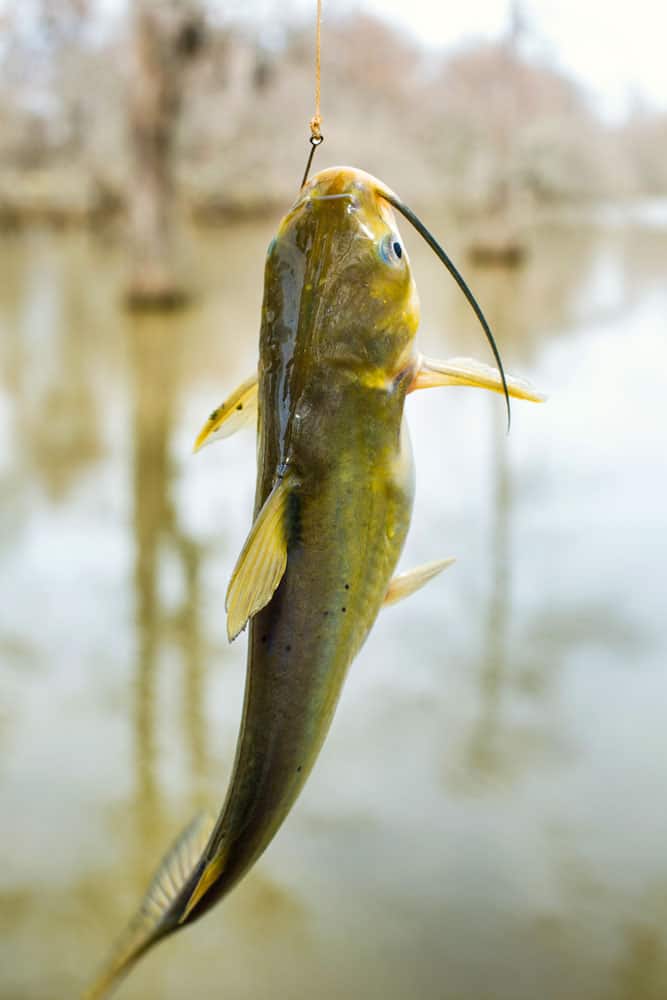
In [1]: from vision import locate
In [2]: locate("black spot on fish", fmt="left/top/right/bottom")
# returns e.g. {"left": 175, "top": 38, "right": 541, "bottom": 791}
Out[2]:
{"left": 323, "top": 610, "right": 329, "bottom": 617}
{"left": 285, "top": 644, "right": 292, "bottom": 653}
{"left": 209, "top": 409, "right": 219, "bottom": 421}
{"left": 344, "top": 583, "right": 350, "bottom": 590}
{"left": 296, "top": 765, "right": 302, "bottom": 773}
{"left": 261, "top": 634, "right": 268, "bottom": 644}
{"left": 341, "top": 607, "right": 347, "bottom": 613}
{"left": 236, "top": 403, "right": 243, "bottom": 411}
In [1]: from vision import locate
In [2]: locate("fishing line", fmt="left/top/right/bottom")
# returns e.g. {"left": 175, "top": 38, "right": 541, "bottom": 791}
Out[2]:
{"left": 300, "top": 0, "right": 324, "bottom": 188}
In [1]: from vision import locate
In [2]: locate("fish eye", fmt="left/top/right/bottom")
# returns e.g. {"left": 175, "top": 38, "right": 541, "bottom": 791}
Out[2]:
{"left": 379, "top": 233, "right": 403, "bottom": 266}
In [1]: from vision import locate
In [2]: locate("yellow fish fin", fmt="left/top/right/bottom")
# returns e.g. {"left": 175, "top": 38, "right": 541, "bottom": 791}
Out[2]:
{"left": 226, "top": 473, "right": 296, "bottom": 641}
{"left": 193, "top": 373, "right": 258, "bottom": 452}
{"left": 412, "top": 355, "right": 545, "bottom": 402}
{"left": 383, "top": 558, "right": 456, "bottom": 608}
{"left": 83, "top": 811, "right": 215, "bottom": 1000}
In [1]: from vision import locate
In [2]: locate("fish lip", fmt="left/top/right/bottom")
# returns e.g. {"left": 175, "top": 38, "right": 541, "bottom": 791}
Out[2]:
{"left": 309, "top": 193, "right": 357, "bottom": 202}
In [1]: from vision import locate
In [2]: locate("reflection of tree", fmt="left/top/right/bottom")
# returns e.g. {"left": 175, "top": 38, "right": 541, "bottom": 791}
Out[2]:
{"left": 171, "top": 531, "right": 208, "bottom": 796}
{"left": 610, "top": 905, "right": 667, "bottom": 1000}
{"left": 465, "top": 416, "right": 511, "bottom": 777}
{"left": 130, "top": 315, "right": 171, "bottom": 845}
{"left": 4, "top": 233, "right": 103, "bottom": 501}
{"left": 548, "top": 844, "right": 667, "bottom": 1000}
{"left": 0, "top": 238, "right": 26, "bottom": 395}
{"left": 128, "top": 313, "right": 210, "bottom": 852}
{"left": 450, "top": 249, "right": 642, "bottom": 786}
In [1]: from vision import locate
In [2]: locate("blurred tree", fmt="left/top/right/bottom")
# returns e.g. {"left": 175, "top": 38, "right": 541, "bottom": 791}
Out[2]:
{"left": 0, "top": 2, "right": 665, "bottom": 225}
{"left": 423, "top": 0, "right": 613, "bottom": 244}
{"left": 620, "top": 101, "right": 667, "bottom": 194}
{"left": 126, "top": 0, "right": 205, "bottom": 309}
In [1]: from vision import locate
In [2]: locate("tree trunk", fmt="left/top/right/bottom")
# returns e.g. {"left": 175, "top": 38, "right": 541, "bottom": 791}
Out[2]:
{"left": 125, "top": 0, "right": 202, "bottom": 309}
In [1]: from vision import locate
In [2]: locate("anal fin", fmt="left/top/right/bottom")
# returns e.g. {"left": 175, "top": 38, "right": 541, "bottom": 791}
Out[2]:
{"left": 83, "top": 812, "right": 215, "bottom": 1000}
{"left": 226, "top": 472, "right": 296, "bottom": 641}
{"left": 193, "top": 373, "right": 258, "bottom": 452}
{"left": 383, "top": 558, "right": 455, "bottom": 607}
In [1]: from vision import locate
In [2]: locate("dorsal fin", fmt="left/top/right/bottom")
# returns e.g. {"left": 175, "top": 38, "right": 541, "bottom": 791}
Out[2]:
{"left": 225, "top": 473, "right": 296, "bottom": 641}
{"left": 83, "top": 812, "right": 215, "bottom": 1000}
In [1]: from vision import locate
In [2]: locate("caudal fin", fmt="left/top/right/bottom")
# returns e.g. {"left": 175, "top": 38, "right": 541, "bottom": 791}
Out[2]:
{"left": 83, "top": 811, "right": 215, "bottom": 1000}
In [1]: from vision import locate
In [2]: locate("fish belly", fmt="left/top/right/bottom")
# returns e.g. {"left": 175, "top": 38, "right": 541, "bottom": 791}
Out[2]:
{"left": 193, "top": 420, "right": 414, "bottom": 914}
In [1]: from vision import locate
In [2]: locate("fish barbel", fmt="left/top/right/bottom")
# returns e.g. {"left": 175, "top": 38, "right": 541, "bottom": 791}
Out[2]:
{"left": 85, "top": 166, "right": 543, "bottom": 998}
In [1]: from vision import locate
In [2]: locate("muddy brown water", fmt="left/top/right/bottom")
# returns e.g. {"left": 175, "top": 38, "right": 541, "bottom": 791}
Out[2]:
{"left": 1, "top": 203, "right": 666, "bottom": 999}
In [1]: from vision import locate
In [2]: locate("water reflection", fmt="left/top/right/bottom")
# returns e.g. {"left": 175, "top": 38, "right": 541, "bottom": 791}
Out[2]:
{"left": 130, "top": 314, "right": 173, "bottom": 844}
{"left": 172, "top": 533, "right": 208, "bottom": 797}
{"left": 465, "top": 415, "right": 512, "bottom": 778}
{"left": 1, "top": 232, "right": 106, "bottom": 499}
{"left": 1, "top": 209, "right": 666, "bottom": 999}
{"left": 426, "top": 222, "right": 604, "bottom": 364}
{"left": 128, "top": 313, "right": 210, "bottom": 850}
{"left": 613, "top": 902, "right": 667, "bottom": 1000}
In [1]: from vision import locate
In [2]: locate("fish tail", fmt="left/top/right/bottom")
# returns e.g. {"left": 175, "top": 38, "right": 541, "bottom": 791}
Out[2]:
{"left": 83, "top": 811, "right": 216, "bottom": 1000}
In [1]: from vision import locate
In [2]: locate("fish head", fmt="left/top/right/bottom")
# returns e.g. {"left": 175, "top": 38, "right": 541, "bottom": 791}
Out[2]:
{"left": 268, "top": 166, "right": 421, "bottom": 382}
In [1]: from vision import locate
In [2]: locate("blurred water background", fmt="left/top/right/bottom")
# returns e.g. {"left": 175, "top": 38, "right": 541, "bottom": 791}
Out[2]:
{"left": 1, "top": 2, "right": 667, "bottom": 999}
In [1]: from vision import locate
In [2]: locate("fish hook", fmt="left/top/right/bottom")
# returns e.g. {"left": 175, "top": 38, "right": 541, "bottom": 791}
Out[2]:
{"left": 300, "top": 133, "right": 324, "bottom": 190}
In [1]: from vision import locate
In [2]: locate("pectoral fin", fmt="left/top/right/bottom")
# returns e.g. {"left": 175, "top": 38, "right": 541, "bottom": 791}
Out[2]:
{"left": 411, "top": 355, "right": 545, "bottom": 402}
{"left": 226, "top": 473, "right": 296, "bottom": 641}
{"left": 193, "top": 373, "right": 258, "bottom": 452}
{"left": 383, "top": 558, "right": 456, "bottom": 607}
{"left": 83, "top": 812, "right": 215, "bottom": 1000}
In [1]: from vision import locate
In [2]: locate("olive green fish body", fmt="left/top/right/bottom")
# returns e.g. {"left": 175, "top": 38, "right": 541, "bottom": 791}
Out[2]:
{"left": 191, "top": 419, "right": 414, "bottom": 916}
{"left": 186, "top": 171, "right": 420, "bottom": 918}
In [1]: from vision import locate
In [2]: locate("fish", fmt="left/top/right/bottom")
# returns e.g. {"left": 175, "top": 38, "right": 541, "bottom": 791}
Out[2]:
{"left": 84, "top": 166, "right": 543, "bottom": 998}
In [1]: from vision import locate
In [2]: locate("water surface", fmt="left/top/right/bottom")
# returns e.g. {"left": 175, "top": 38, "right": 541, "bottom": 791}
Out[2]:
{"left": 1, "top": 205, "right": 666, "bottom": 999}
